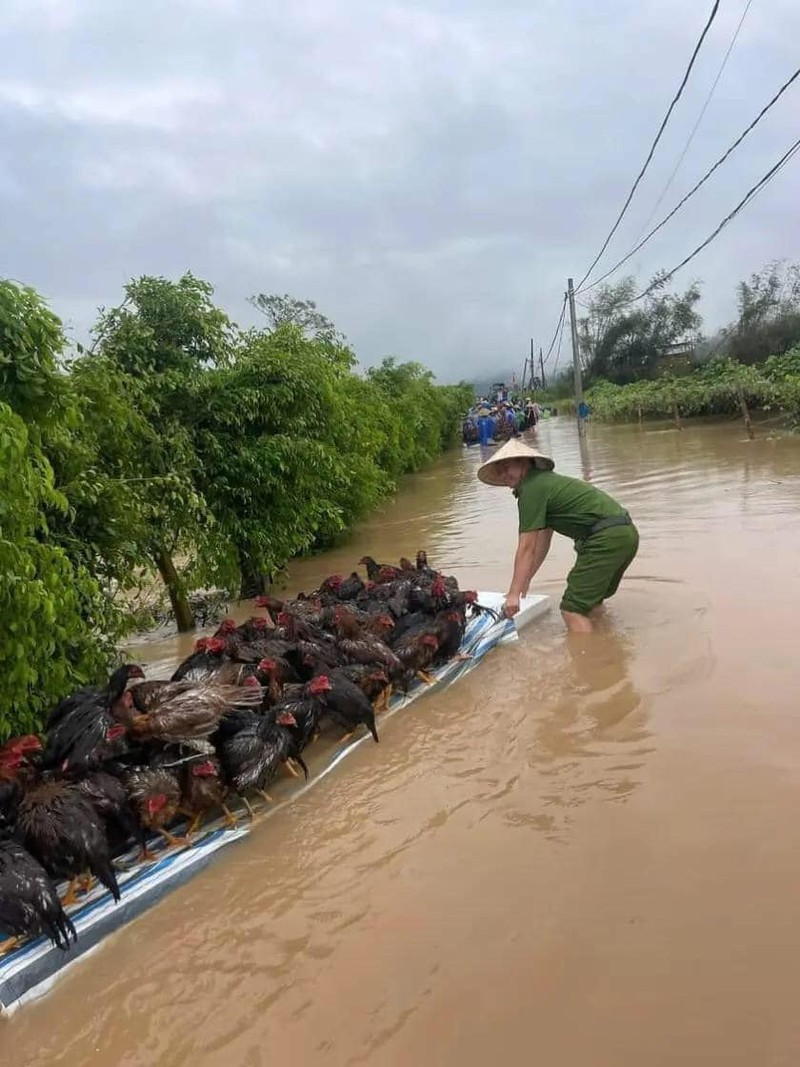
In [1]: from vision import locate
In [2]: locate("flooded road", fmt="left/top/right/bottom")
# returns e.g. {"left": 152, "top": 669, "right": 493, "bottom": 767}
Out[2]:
{"left": 5, "top": 416, "right": 800, "bottom": 1066}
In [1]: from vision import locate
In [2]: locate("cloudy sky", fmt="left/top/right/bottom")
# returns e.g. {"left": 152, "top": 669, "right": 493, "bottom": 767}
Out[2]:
{"left": 2, "top": 0, "right": 799, "bottom": 382}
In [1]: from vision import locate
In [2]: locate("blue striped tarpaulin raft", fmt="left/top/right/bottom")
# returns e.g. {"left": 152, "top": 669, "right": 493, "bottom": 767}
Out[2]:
{"left": 0, "top": 591, "right": 549, "bottom": 1014}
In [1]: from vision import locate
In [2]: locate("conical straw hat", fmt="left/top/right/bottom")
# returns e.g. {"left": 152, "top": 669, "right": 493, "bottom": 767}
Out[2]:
{"left": 477, "top": 438, "right": 555, "bottom": 485}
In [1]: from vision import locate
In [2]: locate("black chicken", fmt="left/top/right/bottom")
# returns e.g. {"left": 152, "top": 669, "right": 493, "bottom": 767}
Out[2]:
{"left": 268, "top": 676, "right": 333, "bottom": 768}
{"left": 171, "top": 637, "right": 229, "bottom": 683}
{"left": 42, "top": 696, "right": 133, "bottom": 774}
{"left": 318, "top": 572, "right": 365, "bottom": 602}
{"left": 321, "top": 669, "right": 379, "bottom": 743}
{"left": 44, "top": 664, "right": 145, "bottom": 732}
{"left": 214, "top": 707, "right": 301, "bottom": 810}
{"left": 336, "top": 665, "right": 391, "bottom": 707}
{"left": 0, "top": 837, "right": 77, "bottom": 954}
{"left": 18, "top": 776, "right": 122, "bottom": 906}
{"left": 72, "top": 768, "right": 144, "bottom": 856}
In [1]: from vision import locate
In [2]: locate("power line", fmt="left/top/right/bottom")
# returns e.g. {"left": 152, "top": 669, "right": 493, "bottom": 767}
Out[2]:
{"left": 631, "top": 135, "right": 800, "bottom": 303}
{"left": 633, "top": 0, "right": 754, "bottom": 242}
{"left": 551, "top": 300, "right": 568, "bottom": 377}
{"left": 541, "top": 296, "right": 567, "bottom": 370}
{"left": 576, "top": 0, "right": 721, "bottom": 290}
{"left": 578, "top": 63, "right": 800, "bottom": 294}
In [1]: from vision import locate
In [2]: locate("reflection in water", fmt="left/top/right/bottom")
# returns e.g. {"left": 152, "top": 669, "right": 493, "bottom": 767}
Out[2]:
{"left": 505, "top": 627, "right": 653, "bottom": 843}
{"left": 7, "top": 417, "right": 800, "bottom": 1067}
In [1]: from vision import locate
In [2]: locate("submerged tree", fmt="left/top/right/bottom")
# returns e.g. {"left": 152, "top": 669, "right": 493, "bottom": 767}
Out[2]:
{"left": 724, "top": 260, "right": 800, "bottom": 365}
{"left": 579, "top": 276, "right": 703, "bottom": 384}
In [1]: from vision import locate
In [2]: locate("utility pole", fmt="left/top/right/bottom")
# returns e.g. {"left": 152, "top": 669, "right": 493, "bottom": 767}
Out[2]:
{"left": 567, "top": 277, "right": 586, "bottom": 435}
{"left": 539, "top": 346, "right": 546, "bottom": 390}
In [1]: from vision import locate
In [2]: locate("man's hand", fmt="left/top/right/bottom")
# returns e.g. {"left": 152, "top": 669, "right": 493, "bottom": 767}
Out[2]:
{"left": 503, "top": 593, "right": 521, "bottom": 619}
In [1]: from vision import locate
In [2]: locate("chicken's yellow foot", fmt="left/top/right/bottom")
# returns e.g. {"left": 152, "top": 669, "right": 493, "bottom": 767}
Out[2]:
{"left": 77, "top": 873, "right": 96, "bottom": 895}
{"left": 221, "top": 803, "right": 238, "bottom": 828}
{"left": 185, "top": 813, "right": 203, "bottom": 836}
{"left": 60, "top": 878, "right": 81, "bottom": 909}
{"left": 416, "top": 671, "right": 437, "bottom": 685}
{"left": 0, "top": 936, "right": 22, "bottom": 956}
{"left": 158, "top": 829, "right": 190, "bottom": 850}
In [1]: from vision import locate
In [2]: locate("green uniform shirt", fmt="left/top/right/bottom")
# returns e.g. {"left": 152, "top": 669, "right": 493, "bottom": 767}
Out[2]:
{"left": 515, "top": 469, "right": 626, "bottom": 542}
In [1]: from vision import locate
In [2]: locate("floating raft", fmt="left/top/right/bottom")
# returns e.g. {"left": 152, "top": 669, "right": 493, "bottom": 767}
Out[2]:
{"left": 0, "top": 590, "right": 549, "bottom": 1015}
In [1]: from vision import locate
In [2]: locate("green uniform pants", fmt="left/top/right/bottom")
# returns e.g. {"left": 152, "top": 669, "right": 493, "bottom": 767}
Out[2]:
{"left": 561, "top": 524, "right": 639, "bottom": 616}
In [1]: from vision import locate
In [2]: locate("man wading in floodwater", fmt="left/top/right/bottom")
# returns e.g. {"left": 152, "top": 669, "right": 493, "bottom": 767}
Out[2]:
{"left": 477, "top": 439, "right": 638, "bottom": 633}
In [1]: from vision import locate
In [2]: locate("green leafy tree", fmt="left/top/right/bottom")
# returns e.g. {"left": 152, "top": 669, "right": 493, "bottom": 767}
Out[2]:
{"left": 88, "top": 274, "right": 236, "bottom": 630}
{"left": 0, "top": 402, "right": 117, "bottom": 737}
{"left": 191, "top": 325, "right": 353, "bottom": 595}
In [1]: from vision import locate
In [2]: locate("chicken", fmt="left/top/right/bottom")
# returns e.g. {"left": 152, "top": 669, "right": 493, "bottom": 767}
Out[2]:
{"left": 357, "top": 556, "right": 407, "bottom": 583}
{"left": 254, "top": 658, "right": 287, "bottom": 708}
{"left": 127, "top": 679, "right": 263, "bottom": 746}
{"left": 72, "top": 769, "right": 144, "bottom": 856}
{"left": 333, "top": 608, "right": 404, "bottom": 677}
{"left": 321, "top": 669, "right": 379, "bottom": 743}
{"left": 122, "top": 766, "right": 183, "bottom": 854}
{"left": 179, "top": 756, "right": 235, "bottom": 834}
{"left": 254, "top": 594, "right": 322, "bottom": 623}
{"left": 393, "top": 631, "right": 441, "bottom": 685}
{"left": 0, "top": 837, "right": 77, "bottom": 955}
{"left": 0, "top": 735, "right": 43, "bottom": 761}
{"left": 18, "top": 776, "right": 121, "bottom": 906}
{"left": 214, "top": 707, "right": 300, "bottom": 809}
{"left": 336, "top": 666, "right": 391, "bottom": 708}
{"left": 268, "top": 676, "right": 333, "bottom": 766}
{"left": 356, "top": 577, "right": 413, "bottom": 619}
{"left": 431, "top": 609, "right": 468, "bottom": 664}
{"left": 171, "top": 637, "right": 229, "bottom": 683}
{"left": 44, "top": 664, "right": 145, "bottom": 732}
{"left": 0, "top": 746, "right": 40, "bottom": 830}
{"left": 41, "top": 691, "right": 134, "bottom": 772}
{"left": 321, "top": 571, "right": 365, "bottom": 601}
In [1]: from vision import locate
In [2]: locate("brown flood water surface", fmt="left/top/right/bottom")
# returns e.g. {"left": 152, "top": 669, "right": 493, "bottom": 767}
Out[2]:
{"left": 4, "top": 418, "right": 800, "bottom": 1066}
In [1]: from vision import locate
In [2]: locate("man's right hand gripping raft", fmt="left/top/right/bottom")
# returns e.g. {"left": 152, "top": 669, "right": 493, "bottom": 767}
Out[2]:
{"left": 477, "top": 439, "right": 639, "bottom": 634}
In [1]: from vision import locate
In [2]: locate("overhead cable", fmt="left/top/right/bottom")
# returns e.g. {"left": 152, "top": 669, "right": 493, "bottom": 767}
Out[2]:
{"left": 576, "top": 0, "right": 722, "bottom": 290}
{"left": 541, "top": 296, "right": 567, "bottom": 370}
{"left": 633, "top": 0, "right": 755, "bottom": 242}
{"left": 579, "top": 63, "right": 800, "bottom": 294}
{"left": 631, "top": 135, "right": 800, "bottom": 303}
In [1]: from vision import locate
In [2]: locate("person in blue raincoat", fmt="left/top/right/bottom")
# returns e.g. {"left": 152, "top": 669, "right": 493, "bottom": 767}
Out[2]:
{"left": 477, "top": 408, "right": 494, "bottom": 445}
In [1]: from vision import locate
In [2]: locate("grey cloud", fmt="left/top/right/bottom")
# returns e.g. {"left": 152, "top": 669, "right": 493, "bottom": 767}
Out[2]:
{"left": 1, "top": 0, "right": 799, "bottom": 381}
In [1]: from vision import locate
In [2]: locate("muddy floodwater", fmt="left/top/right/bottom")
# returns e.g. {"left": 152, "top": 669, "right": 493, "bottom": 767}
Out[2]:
{"left": 4, "top": 416, "right": 800, "bottom": 1066}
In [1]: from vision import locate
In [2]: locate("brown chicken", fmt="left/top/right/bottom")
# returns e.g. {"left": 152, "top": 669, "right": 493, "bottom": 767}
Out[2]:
{"left": 394, "top": 631, "right": 441, "bottom": 685}
{"left": 128, "top": 679, "right": 263, "bottom": 746}
{"left": 179, "top": 756, "right": 235, "bottom": 834}
{"left": 333, "top": 608, "right": 403, "bottom": 678}
{"left": 123, "top": 766, "right": 183, "bottom": 855}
